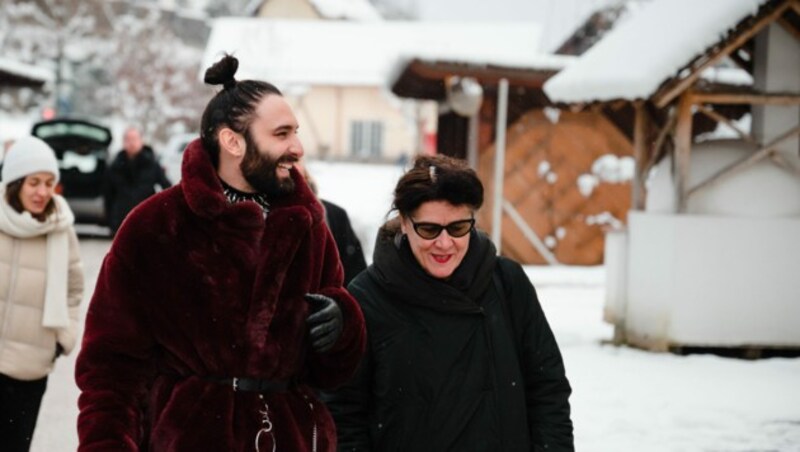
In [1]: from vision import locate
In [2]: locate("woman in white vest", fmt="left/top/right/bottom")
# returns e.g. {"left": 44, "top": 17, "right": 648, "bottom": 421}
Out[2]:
{"left": 0, "top": 136, "right": 84, "bottom": 451}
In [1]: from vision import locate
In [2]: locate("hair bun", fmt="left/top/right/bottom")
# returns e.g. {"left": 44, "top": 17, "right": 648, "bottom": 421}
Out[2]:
{"left": 204, "top": 54, "right": 239, "bottom": 90}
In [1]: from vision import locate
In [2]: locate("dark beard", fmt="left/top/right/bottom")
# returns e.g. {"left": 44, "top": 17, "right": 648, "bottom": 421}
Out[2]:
{"left": 240, "top": 132, "right": 296, "bottom": 197}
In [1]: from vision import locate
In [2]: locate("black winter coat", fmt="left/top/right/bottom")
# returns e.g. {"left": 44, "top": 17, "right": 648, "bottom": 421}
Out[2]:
{"left": 104, "top": 146, "right": 171, "bottom": 232}
{"left": 326, "top": 228, "right": 574, "bottom": 452}
{"left": 322, "top": 199, "right": 367, "bottom": 286}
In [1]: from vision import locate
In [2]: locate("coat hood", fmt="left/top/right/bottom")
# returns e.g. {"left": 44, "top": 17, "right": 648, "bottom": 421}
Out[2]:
{"left": 368, "top": 220, "right": 497, "bottom": 313}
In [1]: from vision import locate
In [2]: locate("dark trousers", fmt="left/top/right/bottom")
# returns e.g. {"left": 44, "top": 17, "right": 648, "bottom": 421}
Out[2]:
{"left": 0, "top": 373, "right": 48, "bottom": 452}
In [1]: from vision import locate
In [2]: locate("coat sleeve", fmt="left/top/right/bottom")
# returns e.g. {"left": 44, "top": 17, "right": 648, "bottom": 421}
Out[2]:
{"left": 156, "top": 162, "right": 172, "bottom": 189}
{"left": 102, "top": 167, "right": 115, "bottom": 221}
{"left": 322, "top": 276, "right": 374, "bottom": 452}
{"left": 75, "top": 250, "right": 156, "bottom": 451}
{"left": 305, "top": 222, "right": 366, "bottom": 390}
{"left": 502, "top": 259, "right": 574, "bottom": 452}
{"left": 338, "top": 210, "right": 367, "bottom": 287}
{"left": 56, "top": 227, "right": 84, "bottom": 355}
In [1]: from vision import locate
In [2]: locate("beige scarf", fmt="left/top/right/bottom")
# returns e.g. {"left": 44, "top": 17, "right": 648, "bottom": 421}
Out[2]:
{"left": 0, "top": 185, "right": 74, "bottom": 328}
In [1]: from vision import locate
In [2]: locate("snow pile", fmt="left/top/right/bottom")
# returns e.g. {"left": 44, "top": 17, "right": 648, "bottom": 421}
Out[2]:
{"left": 585, "top": 211, "right": 624, "bottom": 229}
{"left": 577, "top": 154, "right": 635, "bottom": 197}
{"left": 538, "top": 159, "right": 559, "bottom": 184}
{"left": 544, "top": 0, "right": 768, "bottom": 103}
{"left": 696, "top": 113, "right": 752, "bottom": 142}
{"left": 700, "top": 66, "right": 753, "bottom": 86}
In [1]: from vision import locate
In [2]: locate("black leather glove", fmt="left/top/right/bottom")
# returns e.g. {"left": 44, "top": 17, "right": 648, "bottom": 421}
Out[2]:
{"left": 305, "top": 293, "right": 343, "bottom": 353}
{"left": 53, "top": 343, "right": 64, "bottom": 362}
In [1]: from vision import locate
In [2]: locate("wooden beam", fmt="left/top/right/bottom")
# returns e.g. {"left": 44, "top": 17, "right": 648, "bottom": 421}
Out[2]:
{"left": 502, "top": 200, "right": 559, "bottom": 265}
{"left": 654, "top": 0, "right": 794, "bottom": 108}
{"left": 673, "top": 93, "right": 694, "bottom": 213}
{"left": 777, "top": 17, "right": 800, "bottom": 43}
{"left": 688, "top": 124, "right": 800, "bottom": 197}
{"left": 770, "top": 152, "right": 800, "bottom": 176}
{"left": 692, "top": 92, "right": 800, "bottom": 105}
{"left": 697, "top": 105, "right": 756, "bottom": 143}
{"left": 645, "top": 108, "right": 677, "bottom": 174}
{"left": 632, "top": 102, "right": 649, "bottom": 210}
{"left": 728, "top": 50, "right": 753, "bottom": 72}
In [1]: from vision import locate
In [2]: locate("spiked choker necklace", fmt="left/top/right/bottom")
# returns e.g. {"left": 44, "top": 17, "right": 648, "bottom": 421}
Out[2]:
{"left": 220, "top": 179, "right": 270, "bottom": 218}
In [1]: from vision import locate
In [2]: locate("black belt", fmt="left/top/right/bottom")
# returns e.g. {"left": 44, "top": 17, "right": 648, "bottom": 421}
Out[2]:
{"left": 206, "top": 376, "right": 290, "bottom": 393}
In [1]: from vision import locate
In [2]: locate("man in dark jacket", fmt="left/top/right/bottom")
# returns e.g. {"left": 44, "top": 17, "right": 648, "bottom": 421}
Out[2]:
{"left": 104, "top": 126, "right": 172, "bottom": 233}
{"left": 297, "top": 161, "right": 367, "bottom": 286}
{"left": 321, "top": 199, "right": 367, "bottom": 286}
{"left": 76, "top": 54, "right": 366, "bottom": 451}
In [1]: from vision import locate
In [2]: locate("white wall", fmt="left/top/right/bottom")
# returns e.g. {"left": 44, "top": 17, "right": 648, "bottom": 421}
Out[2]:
{"left": 623, "top": 212, "right": 800, "bottom": 349}
{"left": 752, "top": 23, "right": 800, "bottom": 157}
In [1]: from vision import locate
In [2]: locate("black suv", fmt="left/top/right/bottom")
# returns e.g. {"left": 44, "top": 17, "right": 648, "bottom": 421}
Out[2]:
{"left": 31, "top": 118, "right": 112, "bottom": 225}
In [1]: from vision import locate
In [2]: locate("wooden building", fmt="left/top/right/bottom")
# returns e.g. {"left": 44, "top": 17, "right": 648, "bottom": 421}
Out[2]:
{"left": 545, "top": 0, "right": 800, "bottom": 353}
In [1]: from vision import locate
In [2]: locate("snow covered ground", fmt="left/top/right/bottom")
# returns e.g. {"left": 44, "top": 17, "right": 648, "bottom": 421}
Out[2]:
{"left": 30, "top": 161, "right": 800, "bottom": 451}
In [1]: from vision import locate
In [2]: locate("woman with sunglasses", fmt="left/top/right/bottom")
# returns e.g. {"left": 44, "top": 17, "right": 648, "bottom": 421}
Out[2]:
{"left": 326, "top": 154, "right": 573, "bottom": 451}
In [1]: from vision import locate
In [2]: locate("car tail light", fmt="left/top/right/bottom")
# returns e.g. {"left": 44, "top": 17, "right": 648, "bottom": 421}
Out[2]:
{"left": 55, "top": 183, "right": 64, "bottom": 195}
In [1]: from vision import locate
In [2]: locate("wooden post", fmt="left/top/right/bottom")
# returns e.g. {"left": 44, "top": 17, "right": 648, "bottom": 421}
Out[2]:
{"left": 632, "top": 102, "right": 649, "bottom": 210}
{"left": 491, "top": 78, "right": 509, "bottom": 253}
{"left": 673, "top": 93, "right": 694, "bottom": 213}
{"left": 467, "top": 114, "right": 479, "bottom": 170}
{"left": 646, "top": 109, "right": 677, "bottom": 174}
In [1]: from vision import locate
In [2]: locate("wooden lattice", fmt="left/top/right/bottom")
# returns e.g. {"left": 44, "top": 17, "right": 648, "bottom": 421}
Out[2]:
{"left": 477, "top": 110, "right": 633, "bottom": 265}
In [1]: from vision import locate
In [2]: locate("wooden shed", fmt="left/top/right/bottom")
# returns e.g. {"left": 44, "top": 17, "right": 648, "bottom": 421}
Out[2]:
{"left": 545, "top": 0, "right": 800, "bottom": 354}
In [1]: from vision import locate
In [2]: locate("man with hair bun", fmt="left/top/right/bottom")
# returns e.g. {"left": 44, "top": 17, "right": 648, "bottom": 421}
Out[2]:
{"left": 76, "top": 54, "right": 366, "bottom": 451}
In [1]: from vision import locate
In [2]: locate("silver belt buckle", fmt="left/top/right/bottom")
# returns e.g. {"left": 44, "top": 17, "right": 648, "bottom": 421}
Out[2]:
{"left": 232, "top": 377, "right": 239, "bottom": 392}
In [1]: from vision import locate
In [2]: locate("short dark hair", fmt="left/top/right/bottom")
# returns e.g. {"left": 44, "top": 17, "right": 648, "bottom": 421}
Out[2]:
{"left": 392, "top": 154, "right": 483, "bottom": 217}
{"left": 4, "top": 178, "right": 57, "bottom": 222}
{"left": 200, "top": 54, "right": 282, "bottom": 167}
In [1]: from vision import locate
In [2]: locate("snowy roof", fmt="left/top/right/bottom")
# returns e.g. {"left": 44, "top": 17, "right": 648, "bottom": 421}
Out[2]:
{"left": 0, "top": 57, "right": 53, "bottom": 86}
{"left": 202, "top": 19, "right": 543, "bottom": 87}
{"left": 544, "top": 0, "right": 769, "bottom": 104}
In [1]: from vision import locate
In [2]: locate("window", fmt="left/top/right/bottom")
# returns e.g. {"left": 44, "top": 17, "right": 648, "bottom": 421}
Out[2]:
{"left": 350, "top": 121, "right": 384, "bottom": 158}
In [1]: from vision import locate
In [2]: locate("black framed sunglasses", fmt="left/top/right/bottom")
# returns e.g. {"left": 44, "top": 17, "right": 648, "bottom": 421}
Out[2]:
{"left": 409, "top": 217, "right": 475, "bottom": 240}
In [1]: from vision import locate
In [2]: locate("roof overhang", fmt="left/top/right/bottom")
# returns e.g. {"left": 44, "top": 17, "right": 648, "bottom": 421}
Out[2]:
{"left": 0, "top": 58, "right": 53, "bottom": 88}
{"left": 390, "top": 58, "right": 562, "bottom": 101}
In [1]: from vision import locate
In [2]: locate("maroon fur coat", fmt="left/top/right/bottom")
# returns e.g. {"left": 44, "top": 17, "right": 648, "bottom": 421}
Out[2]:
{"left": 76, "top": 139, "right": 366, "bottom": 451}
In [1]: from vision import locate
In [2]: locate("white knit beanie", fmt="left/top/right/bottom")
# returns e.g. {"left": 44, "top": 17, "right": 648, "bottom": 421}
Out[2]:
{"left": 2, "top": 136, "right": 60, "bottom": 185}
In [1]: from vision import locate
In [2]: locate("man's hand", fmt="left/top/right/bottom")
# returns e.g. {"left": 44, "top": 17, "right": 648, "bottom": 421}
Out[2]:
{"left": 305, "top": 293, "right": 343, "bottom": 353}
